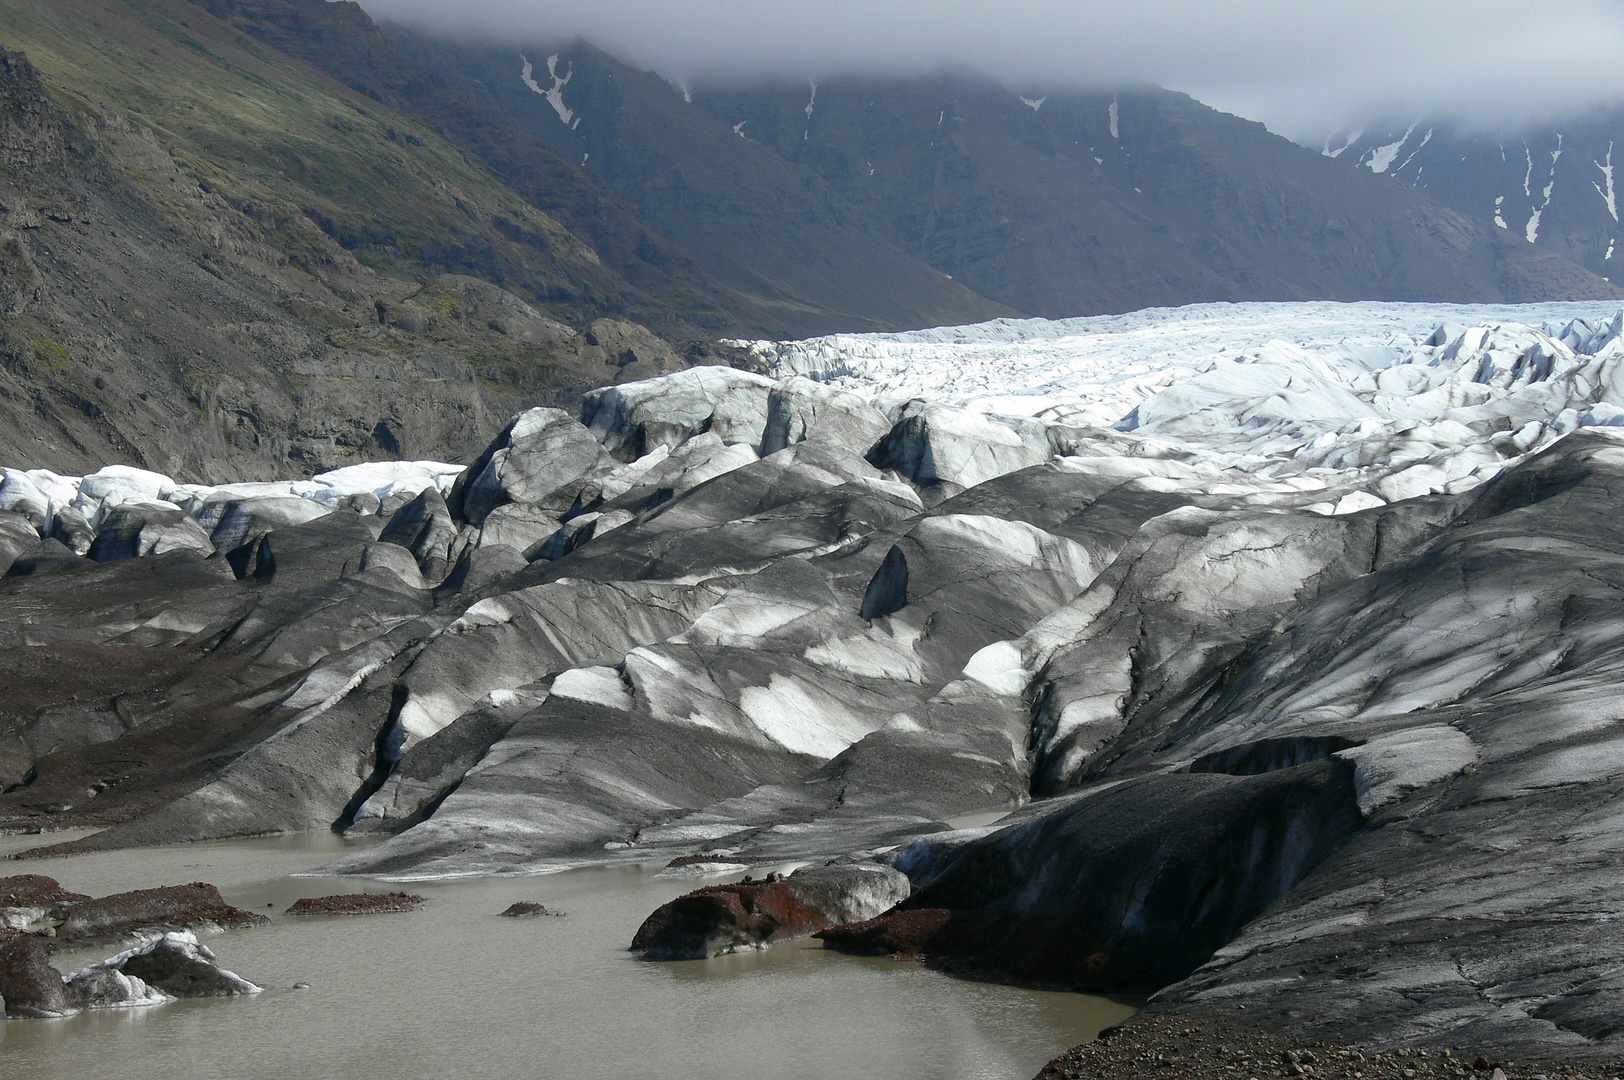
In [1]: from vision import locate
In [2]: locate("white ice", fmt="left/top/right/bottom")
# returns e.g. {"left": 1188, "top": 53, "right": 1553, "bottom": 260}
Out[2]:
{"left": 735, "top": 300, "right": 1624, "bottom": 508}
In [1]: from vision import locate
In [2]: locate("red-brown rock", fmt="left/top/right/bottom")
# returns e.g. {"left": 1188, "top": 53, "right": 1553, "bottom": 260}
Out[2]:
{"left": 0, "top": 874, "right": 91, "bottom": 909}
{"left": 816, "top": 907, "right": 1156, "bottom": 990}
{"left": 283, "top": 892, "right": 425, "bottom": 916}
{"left": 54, "top": 882, "right": 269, "bottom": 945}
{"left": 498, "top": 902, "right": 552, "bottom": 917}
{"left": 631, "top": 863, "right": 911, "bottom": 959}
{"left": 0, "top": 873, "right": 92, "bottom": 930}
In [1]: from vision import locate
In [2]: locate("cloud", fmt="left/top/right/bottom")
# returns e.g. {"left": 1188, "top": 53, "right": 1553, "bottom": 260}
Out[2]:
{"left": 360, "top": 0, "right": 1624, "bottom": 136}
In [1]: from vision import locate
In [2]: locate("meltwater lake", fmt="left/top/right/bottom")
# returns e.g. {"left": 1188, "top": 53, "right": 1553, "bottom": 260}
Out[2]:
{"left": 0, "top": 833, "right": 1137, "bottom": 1080}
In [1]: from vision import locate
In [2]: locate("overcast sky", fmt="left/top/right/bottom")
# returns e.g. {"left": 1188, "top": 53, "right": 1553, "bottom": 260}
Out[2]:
{"left": 361, "top": 0, "right": 1624, "bottom": 137}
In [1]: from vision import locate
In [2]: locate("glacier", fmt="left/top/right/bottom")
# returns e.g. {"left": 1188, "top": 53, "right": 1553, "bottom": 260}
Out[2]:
{"left": 6, "top": 301, "right": 1624, "bottom": 1058}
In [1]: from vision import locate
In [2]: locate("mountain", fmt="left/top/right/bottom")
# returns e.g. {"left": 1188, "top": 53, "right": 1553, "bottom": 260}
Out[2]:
{"left": 0, "top": 0, "right": 774, "bottom": 481}
{"left": 1321, "top": 114, "right": 1624, "bottom": 284}
{"left": 0, "top": 0, "right": 1620, "bottom": 484}
{"left": 387, "top": 33, "right": 1622, "bottom": 317}
{"left": 260, "top": 23, "right": 1016, "bottom": 336}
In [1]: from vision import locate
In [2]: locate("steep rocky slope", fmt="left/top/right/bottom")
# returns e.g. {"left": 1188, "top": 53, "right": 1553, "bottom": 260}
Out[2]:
{"left": 390, "top": 36, "right": 1622, "bottom": 318}
{"left": 6, "top": 303, "right": 1624, "bottom": 1061}
{"left": 0, "top": 0, "right": 755, "bottom": 479}
{"left": 1324, "top": 115, "right": 1624, "bottom": 284}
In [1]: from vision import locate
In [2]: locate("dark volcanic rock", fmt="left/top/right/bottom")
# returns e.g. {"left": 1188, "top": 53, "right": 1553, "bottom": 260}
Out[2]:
{"left": 632, "top": 863, "right": 910, "bottom": 959}
{"left": 0, "top": 928, "right": 69, "bottom": 1016}
{"left": 54, "top": 882, "right": 268, "bottom": 944}
{"left": 283, "top": 892, "right": 426, "bottom": 916}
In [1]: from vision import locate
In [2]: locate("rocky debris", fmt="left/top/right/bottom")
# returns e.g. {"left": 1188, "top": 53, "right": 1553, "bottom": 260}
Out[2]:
{"left": 583, "top": 318, "right": 682, "bottom": 382}
{"left": 0, "top": 928, "right": 70, "bottom": 1016}
{"left": 497, "top": 902, "right": 555, "bottom": 917}
{"left": 54, "top": 883, "right": 268, "bottom": 945}
{"left": 665, "top": 853, "right": 743, "bottom": 868}
{"left": 1032, "top": 1014, "right": 1607, "bottom": 1080}
{"left": 0, "top": 873, "right": 90, "bottom": 930}
{"left": 632, "top": 863, "right": 910, "bottom": 959}
{"left": 283, "top": 892, "right": 426, "bottom": 916}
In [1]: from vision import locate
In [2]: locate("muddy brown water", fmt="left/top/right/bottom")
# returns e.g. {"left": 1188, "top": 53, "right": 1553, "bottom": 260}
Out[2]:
{"left": 0, "top": 833, "right": 1138, "bottom": 1080}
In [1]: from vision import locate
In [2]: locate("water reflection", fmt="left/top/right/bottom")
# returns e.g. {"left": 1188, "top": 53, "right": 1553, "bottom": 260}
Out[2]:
{"left": 1, "top": 837, "right": 1138, "bottom": 1080}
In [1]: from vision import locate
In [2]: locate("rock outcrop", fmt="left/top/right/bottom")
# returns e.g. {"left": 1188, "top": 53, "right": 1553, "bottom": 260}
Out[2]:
{"left": 632, "top": 864, "right": 911, "bottom": 959}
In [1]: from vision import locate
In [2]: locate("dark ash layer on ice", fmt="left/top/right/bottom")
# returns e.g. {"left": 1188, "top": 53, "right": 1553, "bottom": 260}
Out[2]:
{"left": 6, "top": 365, "right": 1624, "bottom": 1060}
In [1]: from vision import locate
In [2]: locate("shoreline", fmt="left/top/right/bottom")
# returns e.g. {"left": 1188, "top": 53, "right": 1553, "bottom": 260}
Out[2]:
{"left": 1035, "top": 1013, "right": 1624, "bottom": 1080}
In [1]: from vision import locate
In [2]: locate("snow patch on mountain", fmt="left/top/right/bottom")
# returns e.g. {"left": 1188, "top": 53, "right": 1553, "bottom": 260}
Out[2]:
{"left": 1595, "top": 142, "right": 1617, "bottom": 223}
{"left": 520, "top": 54, "right": 578, "bottom": 129}
{"left": 1108, "top": 97, "right": 1119, "bottom": 139}
{"left": 1365, "top": 120, "right": 1419, "bottom": 174}
{"left": 1020, "top": 95, "right": 1046, "bottom": 113}
{"left": 1322, "top": 130, "right": 1363, "bottom": 159}
{"left": 1392, "top": 127, "right": 1433, "bottom": 175}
